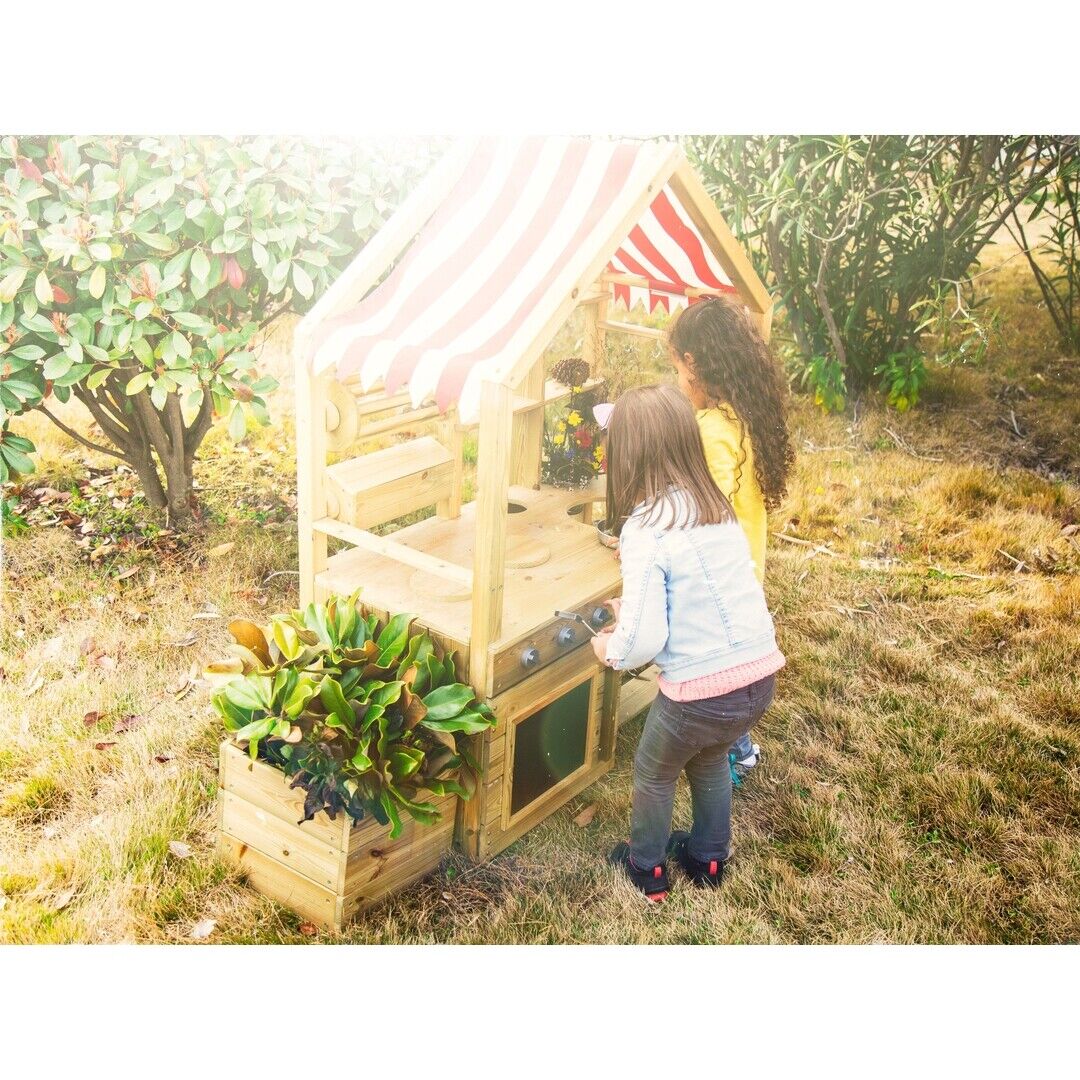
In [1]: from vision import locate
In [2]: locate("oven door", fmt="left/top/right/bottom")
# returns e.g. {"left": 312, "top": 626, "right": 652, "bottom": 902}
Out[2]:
{"left": 499, "top": 652, "right": 610, "bottom": 834}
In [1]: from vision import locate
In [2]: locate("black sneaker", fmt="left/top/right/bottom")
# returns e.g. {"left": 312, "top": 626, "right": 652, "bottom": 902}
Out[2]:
{"left": 608, "top": 841, "right": 669, "bottom": 902}
{"left": 667, "top": 831, "right": 726, "bottom": 888}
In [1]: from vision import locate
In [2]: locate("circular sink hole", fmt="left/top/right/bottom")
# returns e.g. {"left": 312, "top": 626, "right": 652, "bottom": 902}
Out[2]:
{"left": 566, "top": 503, "right": 585, "bottom": 516}
{"left": 507, "top": 501, "right": 527, "bottom": 514}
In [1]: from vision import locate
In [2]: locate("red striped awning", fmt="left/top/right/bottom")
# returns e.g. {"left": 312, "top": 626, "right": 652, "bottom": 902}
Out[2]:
{"left": 310, "top": 137, "right": 736, "bottom": 421}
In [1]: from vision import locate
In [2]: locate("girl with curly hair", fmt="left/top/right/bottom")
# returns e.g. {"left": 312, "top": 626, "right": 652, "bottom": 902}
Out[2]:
{"left": 667, "top": 296, "right": 794, "bottom": 774}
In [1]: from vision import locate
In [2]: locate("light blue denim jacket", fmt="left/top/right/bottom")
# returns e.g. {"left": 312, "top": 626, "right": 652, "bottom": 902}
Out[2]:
{"left": 604, "top": 487, "right": 779, "bottom": 679}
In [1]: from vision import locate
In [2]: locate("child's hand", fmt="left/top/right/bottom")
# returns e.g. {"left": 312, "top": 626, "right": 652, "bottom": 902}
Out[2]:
{"left": 607, "top": 597, "right": 622, "bottom": 622}
{"left": 591, "top": 630, "right": 614, "bottom": 665}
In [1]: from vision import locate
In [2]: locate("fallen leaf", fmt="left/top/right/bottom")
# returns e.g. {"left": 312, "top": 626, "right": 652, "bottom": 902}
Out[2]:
{"left": 24, "top": 666, "right": 45, "bottom": 695}
{"left": 82, "top": 710, "right": 102, "bottom": 727}
{"left": 207, "top": 542, "right": 235, "bottom": 557}
{"left": 190, "top": 918, "right": 216, "bottom": 940}
{"left": 153, "top": 754, "right": 173, "bottom": 764}
{"left": 53, "top": 888, "right": 75, "bottom": 911}
{"left": 89, "top": 543, "right": 117, "bottom": 561}
{"left": 93, "top": 741, "right": 117, "bottom": 751}
{"left": 113, "top": 714, "right": 145, "bottom": 734}
{"left": 298, "top": 922, "right": 318, "bottom": 936}
{"left": 167, "top": 633, "right": 198, "bottom": 647}
{"left": 93, "top": 654, "right": 117, "bottom": 672}
{"left": 89, "top": 475, "right": 113, "bottom": 488}
{"left": 115, "top": 566, "right": 140, "bottom": 581}
{"left": 191, "top": 613, "right": 220, "bottom": 621}
{"left": 1062, "top": 524, "right": 1079, "bottom": 537}
{"left": 168, "top": 840, "right": 193, "bottom": 859}
{"left": 573, "top": 803, "right": 597, "bottom": 828}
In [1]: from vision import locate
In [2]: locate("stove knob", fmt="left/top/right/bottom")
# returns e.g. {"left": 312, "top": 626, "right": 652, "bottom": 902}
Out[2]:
{"left": 590, "top": 606, "right": 612, "bottom": 628}
{"left": 520, "top": 647, "right": 541, "bottom": 669}
{"left": 556, "top": 625, "right": 577, "bottom": 647}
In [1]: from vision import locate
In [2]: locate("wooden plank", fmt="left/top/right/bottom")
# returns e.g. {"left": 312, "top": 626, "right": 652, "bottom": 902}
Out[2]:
{"left": 324, "top": 436, "right": 453, "bottom": 529}
{"left": 599, "top": 667, "right": 621, "bottom": 762}
{"left": 359, "top": 405, "right": 442, "bottom": 439}
{"left": 668, "top": 160, "right": 773, "bottom": 322}
{"left": 219, "top": 833, "right": 340, "bottom": 930}
{"left": 220, "top": 790, "right": 343, "bottom": 891}
{"left": 314, "top": 518, "right": 473, "bottom": 587}
{"left": 598, "top": 319, "right": 666, "bottom": 341}
{"left": 296, "top": 139, "right": 480, "bottom": 364}
{"left": 220, "top": 742, "right": 347, "bottom": 850}
{"left": 345, "top": 814, "right": 454, "bottom": 895}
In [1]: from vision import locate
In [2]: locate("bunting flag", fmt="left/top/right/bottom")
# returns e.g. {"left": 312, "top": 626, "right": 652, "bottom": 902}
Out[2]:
{"left": 311, "top": 137, "right": 740, "bottom": 421}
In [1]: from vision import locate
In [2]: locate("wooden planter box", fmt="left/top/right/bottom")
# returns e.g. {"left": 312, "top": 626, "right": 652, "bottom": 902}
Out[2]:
{"left": 217, "top": 742, "right": 457, "bottom": 931}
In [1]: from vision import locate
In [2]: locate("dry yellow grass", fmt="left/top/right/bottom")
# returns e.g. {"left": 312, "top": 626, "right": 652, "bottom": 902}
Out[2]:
{"left": 1, "top": 256, "right": 1078, "bottom": 944}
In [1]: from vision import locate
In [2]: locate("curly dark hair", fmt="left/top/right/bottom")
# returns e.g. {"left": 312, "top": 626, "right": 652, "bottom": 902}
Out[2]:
{"left": 668, "top": 296, "right": 794, "bottom": 511}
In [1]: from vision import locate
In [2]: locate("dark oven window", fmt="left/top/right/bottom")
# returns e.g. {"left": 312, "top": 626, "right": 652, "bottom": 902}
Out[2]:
{"left": 510, "top": 679, "right": 591, "bottom": 816}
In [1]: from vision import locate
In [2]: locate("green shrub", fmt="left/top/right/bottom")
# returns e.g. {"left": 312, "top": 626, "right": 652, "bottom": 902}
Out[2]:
{"left": 686, "top": 135, "right": 1078, "bottom": 406}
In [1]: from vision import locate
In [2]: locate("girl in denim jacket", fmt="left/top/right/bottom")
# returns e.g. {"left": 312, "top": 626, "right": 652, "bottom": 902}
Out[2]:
{"left": 591, "top": 384, "right": 784, "bottom": 901}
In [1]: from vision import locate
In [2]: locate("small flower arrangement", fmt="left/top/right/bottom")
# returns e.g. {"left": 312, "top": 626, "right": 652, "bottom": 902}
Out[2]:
{"left": 542, "top": 357, "right": 606, "bottom": 488}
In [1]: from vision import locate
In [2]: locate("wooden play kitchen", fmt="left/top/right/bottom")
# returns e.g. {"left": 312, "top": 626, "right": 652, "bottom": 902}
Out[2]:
{"left": 219, "top": 136, "right": 771, "bottom": 924}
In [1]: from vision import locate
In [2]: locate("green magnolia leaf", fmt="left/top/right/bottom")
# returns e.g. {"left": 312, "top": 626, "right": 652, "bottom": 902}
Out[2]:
{"left": 376, "top": 612, "right": 416, "bottom": 665}
{"left": 319, "top": 677, "right": 354, "bottom": 730}
{"left": 422, "top": 682, "right": 475, "bottom": 721}
{"left": 135, "top": 231, "right": 176, "bottom": 252}
{"left": 292, "top": 262, "right": 314, "bottom": 299}
{"left": 0, "top": 267, "right": 28, "bottom": 304}
{"left": 420, "top": 711, "right": 495, "bottom": 736}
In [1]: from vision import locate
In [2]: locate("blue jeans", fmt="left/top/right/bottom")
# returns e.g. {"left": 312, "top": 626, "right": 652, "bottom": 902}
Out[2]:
{"left": 732, "top": 732, "right": 755, "bottom": 761}
{"left": 630, "top": 675, "right": 776, "bottom": 870}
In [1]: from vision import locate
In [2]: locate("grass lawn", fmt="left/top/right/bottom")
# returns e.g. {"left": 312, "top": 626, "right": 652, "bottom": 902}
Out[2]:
{"left": 1, "top": 256, "right": 1078, "bottom": 945}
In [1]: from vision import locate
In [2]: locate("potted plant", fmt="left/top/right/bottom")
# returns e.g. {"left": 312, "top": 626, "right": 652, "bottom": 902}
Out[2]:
{"left": 542, "top": 357, "right": 606, "bottom": 489}
{"left": 208, "top": 589, "right": 495, "bottom": 928}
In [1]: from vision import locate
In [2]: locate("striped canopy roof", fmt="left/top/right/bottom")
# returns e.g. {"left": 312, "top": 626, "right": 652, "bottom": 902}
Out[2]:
{"left": 310, "top": 137, "right": 738, "bottom": 422}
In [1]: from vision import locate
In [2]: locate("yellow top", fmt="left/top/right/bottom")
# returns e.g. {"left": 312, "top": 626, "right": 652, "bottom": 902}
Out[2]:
{"left": 697, "top": 406, "right": 767, "bottom": 584}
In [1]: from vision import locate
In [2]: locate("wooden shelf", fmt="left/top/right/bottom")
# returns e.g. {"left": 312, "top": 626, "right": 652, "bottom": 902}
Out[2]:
{"left": 324, "top": 436, "right": 453, "bottom": 529}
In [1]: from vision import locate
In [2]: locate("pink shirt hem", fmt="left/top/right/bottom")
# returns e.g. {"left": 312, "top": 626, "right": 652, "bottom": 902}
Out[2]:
{"left": 657, "top": 650, "right": 786, "bottom": 702}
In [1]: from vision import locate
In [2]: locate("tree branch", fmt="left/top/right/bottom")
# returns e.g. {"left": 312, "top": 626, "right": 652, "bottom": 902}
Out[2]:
{"left": 183, "top": 388, "right": 215, "bottom": 455}
{"left": 36, "top": 403, "right": 128, "bottom": 460}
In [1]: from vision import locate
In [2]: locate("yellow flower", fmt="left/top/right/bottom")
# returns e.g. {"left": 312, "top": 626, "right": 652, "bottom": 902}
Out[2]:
{"left": 553, "top": 433, "right": 565, "bottom": 446}
{"left": 556, "top": 419, "right": 567, "bottom": 431}
{"left": 567, "top": 410, "right": 583, "bottom": 427}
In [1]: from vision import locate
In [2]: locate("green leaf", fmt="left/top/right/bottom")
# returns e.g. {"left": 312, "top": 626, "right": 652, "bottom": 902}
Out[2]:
{"left": 420, "top": 711, "right": 494, "bottom": 736}
{"left": 135, "top": 232, "right": 176, "bottom": 252}
{"left": 228, "top": 402, "right": 246, "bottom": 442}
{"left": 0, "top": 443, "right": 35, "bottom": 476}
{"left": 376, "top": 612, "right": 415, "bottom": 665}
{"left": 85, "top": 368, "right": 111, "bottom": 390}
{"left": 132, "top": 337, "right": 153, "bottom": 367}
{"left": 190, "top": 248, "right": 210, "bottom": 282}
{"left": 421, "top": 683, "right": 476, "bottom": 721}
{"left": 0, "top": 267, "right": 28, "bottom": 304}
{"left": 34, "top": 271, "right": 53, "bottom": 306}
{"left": 171, "top": 311, "right": 211, "bottom": 333}
{"left": 42, "top": 353, "right": 73, "bottom": 380}
{"left": 88, "top": 264, "right": 107, "bottom": 299}
{"left": 319, "top": 677, "right": 353, "bottom": 730}
{"left": 292, "top": 262, "right": 314, "bottom": 299}
{"left": 125, "top": 371, "right": 152, "bottom": 395}
{"left": 88, "top": 241, "right": 112, "bottom": 262}
{"left": 185, "top": 198, "right": 206, "bottom": 219}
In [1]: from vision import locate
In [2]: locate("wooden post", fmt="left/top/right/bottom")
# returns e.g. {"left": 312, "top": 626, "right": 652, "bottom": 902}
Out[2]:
{"left": 295, "top": 343, "right": 328, "bottom": 607}
{"left": 469, "top": 380, "right": 513, "bottom": 691}
{"left": 511, "top": 360, "right": 545, "bottom": 488}
{"left": 435, "top": 416, "right": 464, "bottom": 519}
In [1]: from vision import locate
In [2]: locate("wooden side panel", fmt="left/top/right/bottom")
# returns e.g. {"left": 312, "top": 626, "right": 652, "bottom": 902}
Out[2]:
{"left": 220, "top": 790, "right": 343, "bottom": 891}
{"left": 617, "top": 665, "right": 659, "bottom": 727}
{"left": 218, "top": 833, "right": 339, "bottom": 930}
{"left": 219, "top": 742, "right": 347, "bottom": 850}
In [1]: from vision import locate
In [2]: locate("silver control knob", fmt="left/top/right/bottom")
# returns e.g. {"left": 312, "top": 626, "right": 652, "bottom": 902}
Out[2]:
{"left": 556, "top": 625, "right": 577, "bottom": 647}
{"left": 520, "top": 647, "right": 541, "bottom": 669}
{"left": 590, "top": 606, "right": 612, "bottom": 628}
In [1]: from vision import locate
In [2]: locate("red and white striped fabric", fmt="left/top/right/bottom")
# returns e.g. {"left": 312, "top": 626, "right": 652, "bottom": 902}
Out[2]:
{"left": 310, "top": 137, "right": 734, "bottom": 422}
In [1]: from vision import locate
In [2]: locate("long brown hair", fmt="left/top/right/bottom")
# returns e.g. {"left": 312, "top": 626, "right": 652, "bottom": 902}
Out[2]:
{"left": 605, "top": 384, "right": 734, "bottom": 535}
{"left": 669, "top": 296, "right": 794, "bottom": 511}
